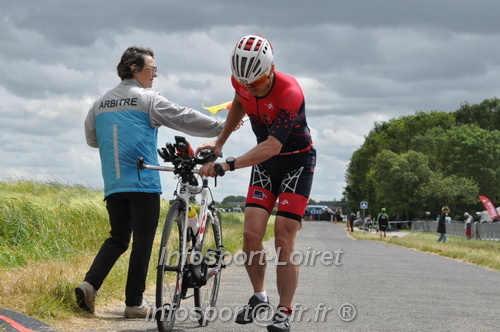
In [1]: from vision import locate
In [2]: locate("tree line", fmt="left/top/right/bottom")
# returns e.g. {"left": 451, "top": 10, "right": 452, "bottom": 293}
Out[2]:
{"left": 344, "top": 98, "right": 500, "bottom": 220}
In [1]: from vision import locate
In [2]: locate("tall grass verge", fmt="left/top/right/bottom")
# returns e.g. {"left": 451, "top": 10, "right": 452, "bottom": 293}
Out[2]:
{"left": 0, "top": 180, "right": 112, "bottom": 266}
{"left": 0, "top": 180, "right": 141, "bottom": 320}
{"left": 350, "top": 231, "right": 500, "bottom": 271}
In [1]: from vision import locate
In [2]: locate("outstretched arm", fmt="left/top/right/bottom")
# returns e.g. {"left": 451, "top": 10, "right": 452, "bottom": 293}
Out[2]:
{"left": 150, "top": 93, "right": 224, "bottom": 138}
{"left": 195, "top": 93, "right": 246, "bottom": 156}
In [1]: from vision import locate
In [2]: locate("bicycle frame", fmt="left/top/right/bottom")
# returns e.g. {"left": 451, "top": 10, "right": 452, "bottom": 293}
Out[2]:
{"left": 138, "top": 136, "right": 225, "bottom": 330}
{"left": 140, "top": 163, "right": 222, "bottom": 289}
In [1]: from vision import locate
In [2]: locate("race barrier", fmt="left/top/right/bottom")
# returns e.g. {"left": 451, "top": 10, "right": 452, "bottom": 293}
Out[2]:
{"left": 412, "top": 220, "right": 500, "bottom": 241}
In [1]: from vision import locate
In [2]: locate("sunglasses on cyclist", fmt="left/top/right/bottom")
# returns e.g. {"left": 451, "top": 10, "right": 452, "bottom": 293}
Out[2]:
{"left": 240, "top": 73, "right": 270, "bottom": 88}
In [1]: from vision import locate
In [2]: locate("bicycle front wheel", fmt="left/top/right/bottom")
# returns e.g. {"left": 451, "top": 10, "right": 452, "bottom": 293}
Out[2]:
{"left": 194, "top": 208, "right": 223, "bottom": 326}
{"left": 156, "top": 200, "right": 185, "bottom": 332}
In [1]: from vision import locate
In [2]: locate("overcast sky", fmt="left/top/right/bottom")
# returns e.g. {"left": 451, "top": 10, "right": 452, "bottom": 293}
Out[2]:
{"left": 1, "top": 0, "right": 499, "bottom": 204}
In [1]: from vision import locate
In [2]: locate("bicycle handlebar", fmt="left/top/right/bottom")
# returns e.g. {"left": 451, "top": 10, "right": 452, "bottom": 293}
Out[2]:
{"left": 136, "top": 136, "right": 225, "bottom": 185}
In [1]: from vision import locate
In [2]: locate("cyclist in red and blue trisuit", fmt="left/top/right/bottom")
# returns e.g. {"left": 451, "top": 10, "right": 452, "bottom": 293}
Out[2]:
{"left": 197, "top": 34, "right": 316, "bottom": 332}
{"left": 230, "top": 72, "right": 314, "bottom": 220}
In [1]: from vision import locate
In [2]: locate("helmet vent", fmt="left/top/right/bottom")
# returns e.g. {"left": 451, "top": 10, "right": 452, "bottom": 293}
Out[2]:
{"left": 240, "top": 37, "right": 263, "bottom": 52}
{"left": 244, "top": 57, "right": 255, "bottom": 78}
{"left": 232, "top": 54, "right": 240, "bottom": 77}
{"left": 252, "top": 59, "right": 262, "bottom": 75}
{"left": 241, "top": 57, "right": 248, "bottom": 77}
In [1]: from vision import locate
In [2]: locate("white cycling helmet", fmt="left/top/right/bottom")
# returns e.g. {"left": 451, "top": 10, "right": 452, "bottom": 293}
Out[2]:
{"left": 231, "top": 34, "right": 274, "bottom": 85}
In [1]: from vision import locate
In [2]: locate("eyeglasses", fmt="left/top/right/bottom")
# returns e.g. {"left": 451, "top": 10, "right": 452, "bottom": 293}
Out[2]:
{"left": 145, "top": 66, "right": 157, "bottom": 75}
{"left": 242, "top": 73, "right": 269, "bottom": 88}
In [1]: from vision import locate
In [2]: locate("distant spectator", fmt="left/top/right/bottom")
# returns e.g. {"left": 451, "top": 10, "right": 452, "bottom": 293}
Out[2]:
{"left": 464, "top": 212, "right": 473, "bottom": 240}
{"left": 349, "top": 212, "right": 356, "bottom": 232}
{"left": 335, "top": 209, "right": 341, "bottom": 223}
{"left": 364, "top": 214, "right": 373, "bottom": 232}
{"left": 437, "top": 206, "right": 450, "bottom": 243}
{"left": 303, "top": 209, "right": 311, "bottom": 222}
{"left": 377, "top": 208, "right": 389, "bottom": 238}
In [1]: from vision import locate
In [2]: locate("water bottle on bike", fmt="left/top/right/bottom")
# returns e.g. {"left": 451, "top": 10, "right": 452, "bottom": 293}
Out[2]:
{"left": 187, "top": 207, "right": 200, "bottom": 244}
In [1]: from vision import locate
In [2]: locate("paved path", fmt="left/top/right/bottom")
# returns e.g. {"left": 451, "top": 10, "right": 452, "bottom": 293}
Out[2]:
{"left": 74, "top": 222, "right": 500, "bottom": 332}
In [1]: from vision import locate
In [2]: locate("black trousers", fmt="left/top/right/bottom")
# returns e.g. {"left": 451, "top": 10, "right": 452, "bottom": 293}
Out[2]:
{"left": 84, "top": 192, "right": 160, "bottom": 306}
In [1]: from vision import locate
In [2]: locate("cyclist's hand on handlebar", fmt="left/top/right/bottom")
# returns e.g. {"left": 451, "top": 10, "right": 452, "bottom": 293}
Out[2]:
{"left": 200, "top": 162, "right": 227, "bottom": 177}
{"left": 195, "top": 140, "right": 222, "bottom": 158}
{"left": 199, "top": 162, "right": 215, "bottom": 177}
{"left": 214, "top": 163, "right": 225, "bottom": 177}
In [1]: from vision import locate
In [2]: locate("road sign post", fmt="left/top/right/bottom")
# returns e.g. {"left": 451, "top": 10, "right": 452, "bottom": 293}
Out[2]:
{"left": 360, "top": 201, "right": 368, "bottom": 226}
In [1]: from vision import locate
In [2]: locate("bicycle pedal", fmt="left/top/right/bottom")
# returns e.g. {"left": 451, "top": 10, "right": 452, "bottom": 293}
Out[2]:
{"left": 206, "top": 248, "right": 225, "bottom": 260}
{"left": 207, "top": 245, "right": 226, "bottom": 255}
{"left": 207, "top": 248, "right": 227, "bottom": 268}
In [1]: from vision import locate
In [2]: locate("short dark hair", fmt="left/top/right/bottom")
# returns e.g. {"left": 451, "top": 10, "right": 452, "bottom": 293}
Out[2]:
{"left": 116, "top": 46, "right": 155, "bottom": 80}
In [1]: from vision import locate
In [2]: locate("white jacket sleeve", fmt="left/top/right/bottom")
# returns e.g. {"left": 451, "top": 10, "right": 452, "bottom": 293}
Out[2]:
{"left": 149, "top": 93, "right": 224, "bottom": 138}
{"left": 84, "top": 107, "right": 98, "bottom": 148}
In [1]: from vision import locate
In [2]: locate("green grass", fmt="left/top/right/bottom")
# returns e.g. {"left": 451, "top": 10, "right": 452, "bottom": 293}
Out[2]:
{"left": 350, "top": 231, "right": 500, "bottom": 271}
{"left": 218, "top": 211, "right": 274, "bottom": 254}
{"left": 0, "top": 180, "right": 273, "bottom": 322}
{"left": 0, "top": 180, "right": 126, "bottom": 319}
{"left": 0, "top": 180, "right": 109, "bottom": 267}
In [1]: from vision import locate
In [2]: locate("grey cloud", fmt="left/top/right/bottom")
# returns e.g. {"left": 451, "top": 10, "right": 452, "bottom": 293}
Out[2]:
{"left": 6, "top": 1, "right": 500, "bottom": 41}
{"left": 2, "top": 0, "right": 500, "bottom": 202}
{"left": 177, "top": 79, "right": 211, "bottom": 91}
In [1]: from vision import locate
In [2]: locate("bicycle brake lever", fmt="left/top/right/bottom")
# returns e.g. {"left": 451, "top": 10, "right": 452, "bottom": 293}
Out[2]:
{"left": 136, "top": 157, "right": 144, "bottom": 181}
{"left": 214, "top": 163, "right": 225, "bottom": 177}
{"left": 212, "top": 163, "right": 225, "bottom": 187}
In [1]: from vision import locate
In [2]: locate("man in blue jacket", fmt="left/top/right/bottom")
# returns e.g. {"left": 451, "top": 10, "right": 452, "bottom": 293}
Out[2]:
{"left": 76, "top": 46, "right": 224, "bottom": 318}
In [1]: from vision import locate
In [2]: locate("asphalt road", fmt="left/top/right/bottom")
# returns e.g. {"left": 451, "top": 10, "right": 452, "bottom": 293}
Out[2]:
{"left": 74, "top": 222, "right": 500, "bottom": 332}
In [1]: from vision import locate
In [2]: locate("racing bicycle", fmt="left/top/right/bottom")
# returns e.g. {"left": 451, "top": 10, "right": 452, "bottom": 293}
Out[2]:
{"left": 137, "top": 136, "right": 226, "bottom": 332}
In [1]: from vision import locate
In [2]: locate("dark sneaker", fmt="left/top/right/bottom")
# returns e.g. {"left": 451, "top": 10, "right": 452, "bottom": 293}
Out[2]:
{"left": 235, "top": 295, "right": 271, "bottom": 324}
{"left": 267, "top": 311, "right": 291, "bottom": 332}
{"left": 75, "top": 281, "right": 97, "bottom": 313}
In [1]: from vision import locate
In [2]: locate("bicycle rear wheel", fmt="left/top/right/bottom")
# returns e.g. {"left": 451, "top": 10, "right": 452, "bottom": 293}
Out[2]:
{"left": 194, "top": 208, "right": 223, "bottom": 326}
{"left": 156, "top": 200, "right": 185, "bottom": 332}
